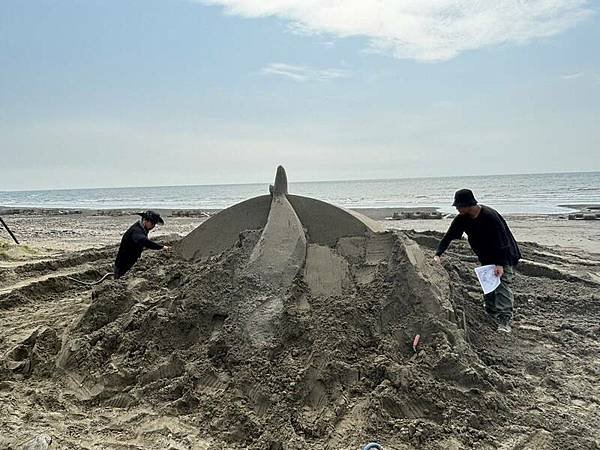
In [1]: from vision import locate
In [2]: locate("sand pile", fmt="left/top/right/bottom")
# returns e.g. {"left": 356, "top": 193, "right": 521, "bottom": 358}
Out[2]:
{"left": 1, "top": 227, "right": 599, "bottom": 448}
{"left": 45, "top": 226, "right": 523, "bottom": 449}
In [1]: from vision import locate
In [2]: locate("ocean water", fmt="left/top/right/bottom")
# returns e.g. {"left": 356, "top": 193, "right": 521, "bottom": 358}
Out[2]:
{"left": 1, "top": 172, "right": 599, "bottom": 215}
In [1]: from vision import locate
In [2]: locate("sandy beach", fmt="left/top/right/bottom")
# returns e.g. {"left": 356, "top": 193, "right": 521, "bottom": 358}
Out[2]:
{"left": 1, "top": 208, "right": 599, "bottom": 449}
{"left": 2, "top": 207, "right": 599, "bottom": 254}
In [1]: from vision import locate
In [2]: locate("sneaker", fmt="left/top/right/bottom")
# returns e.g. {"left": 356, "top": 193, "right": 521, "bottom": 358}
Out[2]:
{"left": 497, "top": 323, "right": 512, "bottom": 333}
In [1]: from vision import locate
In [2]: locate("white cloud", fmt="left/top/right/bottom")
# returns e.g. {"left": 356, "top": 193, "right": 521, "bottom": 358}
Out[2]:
{"left": 561, "top": 72, "right": 585, "bottom": 79}
{"left": 260, "top": 63, "right": 349, "bottom": 82}
{"left": 560, "top": 71, "right": 600, "bottom": 84}
{"left": 198, "top": 0, "right": 593, "bottom": 61}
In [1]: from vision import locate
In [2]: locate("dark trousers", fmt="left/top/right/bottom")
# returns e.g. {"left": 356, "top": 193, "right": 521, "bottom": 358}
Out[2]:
{"left": 483, "top": 266, "right": 514, "bottom": 325}
{"left": 113, "top": 265, "right": 127, "bottom": 279}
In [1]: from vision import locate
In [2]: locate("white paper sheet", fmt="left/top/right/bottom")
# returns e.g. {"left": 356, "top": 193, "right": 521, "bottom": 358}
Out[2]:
{"left": 474, "top": 264, "right": 501, "bottom": 294}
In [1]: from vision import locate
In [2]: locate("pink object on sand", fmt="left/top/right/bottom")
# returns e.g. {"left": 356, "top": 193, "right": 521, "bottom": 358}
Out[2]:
{"left": 412, "top": 334, "right": 420, "bottom": 352}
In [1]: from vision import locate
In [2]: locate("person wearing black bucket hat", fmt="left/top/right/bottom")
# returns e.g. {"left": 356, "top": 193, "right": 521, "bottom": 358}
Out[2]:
{"left": 452, "top": 189, "right": 478, "bottom": 208}
{"left": 113, "top": 210, "right": 170, "bottom": 279}
{"left": 434, "top": 190, "right": 521, "bottom": 333}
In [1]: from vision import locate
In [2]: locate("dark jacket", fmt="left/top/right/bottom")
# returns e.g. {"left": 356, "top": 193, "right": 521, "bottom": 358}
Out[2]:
{"left": 114, "top": 221, "right": 163, "bottom": 278}
{"left": 436, "top": 205, "right": 521, "bottom": 266}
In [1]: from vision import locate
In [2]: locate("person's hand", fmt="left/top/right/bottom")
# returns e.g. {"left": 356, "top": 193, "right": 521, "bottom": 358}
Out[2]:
{"left": 433, "top": 255, "right": 441, "bottom": 263}
{"left": 495, "top": 265, "right": 504, "bottom": 277}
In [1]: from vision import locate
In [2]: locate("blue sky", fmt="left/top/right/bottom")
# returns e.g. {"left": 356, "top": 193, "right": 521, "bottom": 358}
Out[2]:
{"left": 1, "top": 0, "right": 599, "bottom": 190}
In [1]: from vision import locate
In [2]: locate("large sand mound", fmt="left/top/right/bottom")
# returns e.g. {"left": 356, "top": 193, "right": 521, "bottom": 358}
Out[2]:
{"left": 52, "top": 228, "right": 512, "bottom": 449}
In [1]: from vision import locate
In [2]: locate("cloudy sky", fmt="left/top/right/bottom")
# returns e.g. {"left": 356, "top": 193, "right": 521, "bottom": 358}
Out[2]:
{"left": 1, "top": 0, "right": 599, "bottom": 190}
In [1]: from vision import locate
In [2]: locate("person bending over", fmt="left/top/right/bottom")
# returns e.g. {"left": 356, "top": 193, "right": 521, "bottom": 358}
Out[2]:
{"left": 434, "top": 189, "right": 521, "bottom": 333}
{"left": 114, "top": 210, "right": 170, "bottom": 279}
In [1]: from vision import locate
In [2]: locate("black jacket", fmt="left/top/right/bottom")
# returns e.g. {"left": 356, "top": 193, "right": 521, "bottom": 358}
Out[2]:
{"left": 114, "top": 221, "right": 163, "bottom": 277}
{"left": 436, "top": 205, "right": 521, "bottom": 266}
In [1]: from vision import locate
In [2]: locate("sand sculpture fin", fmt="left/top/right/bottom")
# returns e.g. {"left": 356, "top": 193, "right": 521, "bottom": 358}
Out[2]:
{"left": 245, "top": 166, "right": 306, "bottom": 287}
{"left": 269, "top": 165, "right": 288, "bottom": 197}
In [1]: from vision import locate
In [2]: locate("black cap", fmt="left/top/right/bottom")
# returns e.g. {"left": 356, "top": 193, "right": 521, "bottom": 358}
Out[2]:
{"left": 138, "top": 210, "right": 164, "bottom": 225}
{"left": 452, "top": 189, "right": 478, "bottom": 208}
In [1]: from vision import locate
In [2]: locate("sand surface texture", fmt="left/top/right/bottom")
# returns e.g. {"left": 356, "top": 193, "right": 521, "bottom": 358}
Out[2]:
{"left": 0, "top": 211, "right": 599, "bottom": 449}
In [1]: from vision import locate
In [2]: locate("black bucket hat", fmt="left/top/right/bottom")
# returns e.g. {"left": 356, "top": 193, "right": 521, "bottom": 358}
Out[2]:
{"left": 138, "top": 210, "right": 164, "bottom": 225}
{"left": 452, "top": 189, "right": 478, "bottom": 208}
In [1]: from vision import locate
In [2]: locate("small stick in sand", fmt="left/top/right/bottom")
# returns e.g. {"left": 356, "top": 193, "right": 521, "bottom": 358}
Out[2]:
{"left": 0, "top": 216, "right": 20, "bottom": 245}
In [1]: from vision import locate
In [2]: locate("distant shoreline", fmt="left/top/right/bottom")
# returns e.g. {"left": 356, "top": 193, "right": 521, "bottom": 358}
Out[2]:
{"left": 558, "top": 204, "right": 600, "bottom": 211}
{"left": 2, "top": 205, "right": 598, "bottom": 220}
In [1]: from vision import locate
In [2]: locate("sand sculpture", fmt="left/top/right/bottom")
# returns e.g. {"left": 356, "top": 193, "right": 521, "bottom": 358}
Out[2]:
{"left": 42, "top": 166, "right": 471, "bottom": 448}
{"left": 173, "top": 166, "right": 454, "bottom": 348}
{"left": 176, "top": 165, "right": 386, "bottom": 262}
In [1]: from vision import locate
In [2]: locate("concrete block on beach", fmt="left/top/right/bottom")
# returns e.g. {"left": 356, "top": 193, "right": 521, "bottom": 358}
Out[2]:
{"left": 392, "top": 210, "right": 443, "bottom": 220}
{"left": 568, "top": 212, "right": 600, "bottom": 220}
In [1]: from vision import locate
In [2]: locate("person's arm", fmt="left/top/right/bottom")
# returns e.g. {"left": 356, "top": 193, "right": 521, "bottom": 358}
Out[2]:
{"left": 488, "top": 215, "right": 512, "bottom": 267}
{"left": 132, "top": 230, "right": 164, "bottom": 250}
{"left": 435, "top": 217, "right": 464, "bottom": 257}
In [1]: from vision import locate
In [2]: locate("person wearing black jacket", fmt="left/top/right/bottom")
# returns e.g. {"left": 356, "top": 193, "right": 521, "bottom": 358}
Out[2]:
{"left": 114, "top": 211, "right": 170, "bottom": 279}
{"left": 434, "top": 189, "right": 521, "bottom": 333}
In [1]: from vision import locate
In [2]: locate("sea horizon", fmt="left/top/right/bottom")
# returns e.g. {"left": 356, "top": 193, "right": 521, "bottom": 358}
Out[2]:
{"left": 2, "top": 169, "right": 599, "bottom": 194}
{"left": 1, "top": 171, "right": 599, "bottom": 215}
